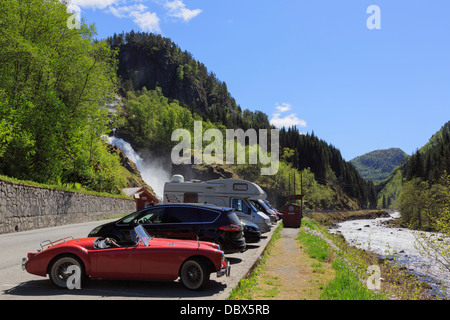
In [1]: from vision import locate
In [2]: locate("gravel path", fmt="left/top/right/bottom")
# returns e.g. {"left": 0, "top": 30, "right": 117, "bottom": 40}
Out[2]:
{"left": 248, "top": 227, "right": 335, "bottom": 300}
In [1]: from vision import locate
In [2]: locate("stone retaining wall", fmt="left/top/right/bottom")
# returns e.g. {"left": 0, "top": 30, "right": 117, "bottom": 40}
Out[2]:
{"left": 0, "top": 179, "right": 136, "bottom": 234}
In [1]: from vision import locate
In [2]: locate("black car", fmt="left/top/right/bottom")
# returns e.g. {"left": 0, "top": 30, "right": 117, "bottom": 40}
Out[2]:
{"left": 88, "top": 204, "right": 246, "bottom": 253}
{"left": 241, "top": 220, "right": 261, "bottom": 243}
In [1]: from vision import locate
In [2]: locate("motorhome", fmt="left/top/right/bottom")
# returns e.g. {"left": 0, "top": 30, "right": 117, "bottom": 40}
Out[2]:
{"left": 163, "top": 175, "right": 272, "bottom": 232}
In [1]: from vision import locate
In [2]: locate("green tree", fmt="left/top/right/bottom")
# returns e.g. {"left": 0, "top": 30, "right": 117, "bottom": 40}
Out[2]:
{"left": 0, "top": 0, "right": 124, "bottom": 193}
{"left": 414, "top": 173, "right": 450, "bottom": 276}
{"left": 398, "top": 177, "right": 432, "bottom": 229}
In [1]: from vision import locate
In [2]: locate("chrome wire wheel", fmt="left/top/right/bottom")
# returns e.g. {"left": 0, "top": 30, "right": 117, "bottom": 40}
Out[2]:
{"left": 180, "top": 259, "right": 209, "bottom": 290}
{"left": 49, "top": 256, "right": 82, "bottom": 289}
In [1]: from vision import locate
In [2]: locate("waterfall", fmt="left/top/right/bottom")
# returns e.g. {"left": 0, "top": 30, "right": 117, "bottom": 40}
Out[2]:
{"left": 106, "top": 136, "right": 171, "bottom": 201}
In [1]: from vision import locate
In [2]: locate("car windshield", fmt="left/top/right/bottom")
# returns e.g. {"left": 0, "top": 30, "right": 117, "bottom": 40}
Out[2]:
{"left": 134, "top": 225, "right": 152, "bottom": 246}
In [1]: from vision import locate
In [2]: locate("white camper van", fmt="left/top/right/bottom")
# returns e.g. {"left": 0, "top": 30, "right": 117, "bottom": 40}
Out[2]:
{"left": 163, "top": 175, "right": 272, "bottom": 233}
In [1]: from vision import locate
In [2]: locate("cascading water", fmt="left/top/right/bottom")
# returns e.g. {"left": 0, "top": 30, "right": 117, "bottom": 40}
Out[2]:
{"left": 106, "top": 135, "right": 171, "bottom": 201}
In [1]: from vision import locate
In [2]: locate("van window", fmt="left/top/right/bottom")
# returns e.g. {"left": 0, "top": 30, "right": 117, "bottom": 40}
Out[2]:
{"left": 250, "top": 200, "right": 264, "bottom": 211}
{"left": 166, "top": 207, "right": 199, "bottom": 223}
{"left": 231, "top": 198, "right": 251, "bottom": 215}
{"left": 184, "top": 192, "right": 198, "bottom": 203}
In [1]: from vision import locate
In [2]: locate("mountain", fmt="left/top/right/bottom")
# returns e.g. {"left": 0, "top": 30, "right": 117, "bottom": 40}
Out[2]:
{"left": 377, "top": 121, "right": 450, "bottom": 208}
{"left": 279, "top": 128, "right": 377, "bottom": 209}
{"left": 350, "top": 148, "right": 408, "bottom": 182}
{"left": 107, "top": 31, "right": 271, "bottom": 132}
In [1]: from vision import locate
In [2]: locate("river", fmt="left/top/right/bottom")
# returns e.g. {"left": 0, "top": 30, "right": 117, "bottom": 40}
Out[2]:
{"left": 329, "top": 211, "right": 450, "bottom": 298}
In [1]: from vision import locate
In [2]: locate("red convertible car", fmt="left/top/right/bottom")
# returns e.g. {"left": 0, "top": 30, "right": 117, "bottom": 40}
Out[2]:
{"left": 22, "top": 225, "right": 230, "bottom": 290}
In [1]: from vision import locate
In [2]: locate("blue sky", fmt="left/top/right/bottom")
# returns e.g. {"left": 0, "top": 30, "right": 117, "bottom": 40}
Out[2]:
{"left": 71, "top": 0, "right": 450, "bottom": 160}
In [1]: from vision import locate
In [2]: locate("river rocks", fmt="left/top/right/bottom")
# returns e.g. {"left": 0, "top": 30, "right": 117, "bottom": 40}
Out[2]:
{"left": 308, "top": 210, "right": 391, "bottom": 228}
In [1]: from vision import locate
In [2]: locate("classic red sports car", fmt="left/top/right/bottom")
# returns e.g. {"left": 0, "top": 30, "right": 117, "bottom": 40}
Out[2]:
{"left": 22, "top": 225, "right": 230, "bottom": 290}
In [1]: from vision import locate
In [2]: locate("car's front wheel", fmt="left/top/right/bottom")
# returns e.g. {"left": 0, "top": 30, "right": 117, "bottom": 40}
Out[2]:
{"left": 180, "top": 258, "right": 210, "bottom": 290}
{"left": 49, "top": 255, "right": 84, "bottom": 289}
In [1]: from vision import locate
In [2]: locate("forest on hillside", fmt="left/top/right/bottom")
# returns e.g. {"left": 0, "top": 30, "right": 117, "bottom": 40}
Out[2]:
{"left": 107, "top": 31, "right": 271, "bottom": 132}
{"left": 351, "top": 148, "right": 408, "bottom": 182}
{"left": 278, "top": 127, "right": 377, "bottom": 209}
{"left": 378, "top": 121, "right": 450, "bottom": 230}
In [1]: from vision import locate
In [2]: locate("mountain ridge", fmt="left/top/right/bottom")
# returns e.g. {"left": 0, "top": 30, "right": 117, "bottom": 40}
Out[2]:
{"left": 377, "top": 121, "right": 450, "bottom": 208}
{"left": 350, "top": 148, "right": 408, "bottom": 182}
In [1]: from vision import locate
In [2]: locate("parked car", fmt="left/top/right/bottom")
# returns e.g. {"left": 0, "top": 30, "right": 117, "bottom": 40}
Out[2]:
{"left": 263, "top": 200, "right": 283, "bottom": 220}
{"left": 241, "top": 220, "right": 261, "bottom": 243}
{"left": 88, "top": 204, "right": 246, "bottom": 254}
{"left": 164, "top": 175, "right": 272, "bottom": 233}
{"left": 250, "top": 199, "right": 278, "bottom": 223}
{"left": 23, "top": 225, "right": 230, "bottom": 290}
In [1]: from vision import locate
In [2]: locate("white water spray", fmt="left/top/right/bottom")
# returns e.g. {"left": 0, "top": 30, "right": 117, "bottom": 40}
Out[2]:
{"left": 106, "top": 136, "right": 171, "bottom": 201}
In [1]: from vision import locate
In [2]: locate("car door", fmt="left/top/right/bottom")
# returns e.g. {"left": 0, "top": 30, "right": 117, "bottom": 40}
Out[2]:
{"left": 92, "top": 246, "right": 142, "bottom": 279}
{"left": 160, "top": 206, "right": 200, "bottom": 240}
{"left": 138, "top": 207, "right": 167, "bottom": 238}
{"left": 137, "top": 245, "right": 181, "bottom": 280}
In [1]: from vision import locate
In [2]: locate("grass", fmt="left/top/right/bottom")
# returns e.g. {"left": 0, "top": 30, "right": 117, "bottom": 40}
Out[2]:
{"left": 320, "top": 259, "right": 384, "bottom": 300}
{"left": 227, "top": 224, "right": 282, "bottom": 300}
{"left": 228, "top": 216, "right": 436, "bottom": 300}
{"left": 298, "top": 218, "right": 388, "bottom": 300}
{"left": 0, "top": 174, "right": 132, "bottom": 199}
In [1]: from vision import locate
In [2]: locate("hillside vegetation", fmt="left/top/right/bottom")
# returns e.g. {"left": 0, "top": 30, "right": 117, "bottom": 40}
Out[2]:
{"left": 351, "top": 148, "right": 408, "bottom": 182}
{"left": 377, "top": 121, "right": 450, "bottom": 230}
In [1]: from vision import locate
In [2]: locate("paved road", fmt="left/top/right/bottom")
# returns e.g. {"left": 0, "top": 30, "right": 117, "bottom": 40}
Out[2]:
{"left": 0, "top": 219, "right": 280, "bottom": 300}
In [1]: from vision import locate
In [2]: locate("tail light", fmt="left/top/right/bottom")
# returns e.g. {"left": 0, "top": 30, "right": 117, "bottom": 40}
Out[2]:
{"left": 219, "top": 224, "right": 241, "bottom": 232}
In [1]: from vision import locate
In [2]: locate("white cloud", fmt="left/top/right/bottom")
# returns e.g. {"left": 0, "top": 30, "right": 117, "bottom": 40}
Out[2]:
{"left": 270, "top": 103, "right": 307, "bottom": 129}
{"left": 130, "top": 10, "right": 161, "bottom": 33}
{"left": 275, "top": 102, "right": 292, "bottom": 113}
{"left": 65, "top": 0, "right": 201, "bottom": 33}
{"left": 108, "top": 4, "right": 147, "bottom": 18}
{"left": 68, "top": 0, "right": 120, "bottom": 10}
{"left": 270, "top": 113, "right": 307, "bottom": 129}
{"left": 164, "top": 0, "right": 202, "bottom": 22}
{"left": 107, "top": 3, "right": 161, "bottom": 33}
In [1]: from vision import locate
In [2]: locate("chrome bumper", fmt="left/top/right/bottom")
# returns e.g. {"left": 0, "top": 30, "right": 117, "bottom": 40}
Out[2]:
{"left": 22, "top": 258, "right": 27, "bottom": 271}
{"left": 217, "top": 260, "right": 231, "bottom": 278}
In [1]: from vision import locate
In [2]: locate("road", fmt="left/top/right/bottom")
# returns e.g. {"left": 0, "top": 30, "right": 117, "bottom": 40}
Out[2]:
{"left": 0, "top": 219, "right": 280, "bottom": 300}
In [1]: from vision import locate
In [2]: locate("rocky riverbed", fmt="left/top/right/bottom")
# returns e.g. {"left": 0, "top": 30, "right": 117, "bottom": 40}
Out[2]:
{"left": 329, "top": 211, "right": 450, "bottom": 298}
